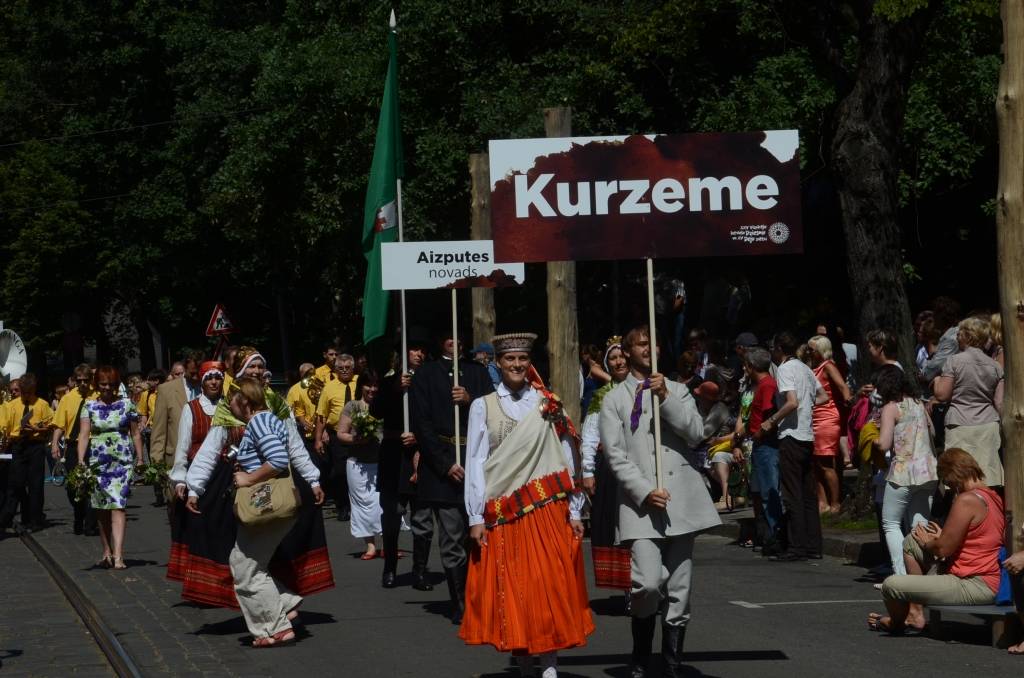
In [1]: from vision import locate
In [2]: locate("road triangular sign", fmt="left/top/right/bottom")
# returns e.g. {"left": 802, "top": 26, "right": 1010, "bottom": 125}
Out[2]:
{"left": 205, "top": 304, "right": 234, "bottom": 336}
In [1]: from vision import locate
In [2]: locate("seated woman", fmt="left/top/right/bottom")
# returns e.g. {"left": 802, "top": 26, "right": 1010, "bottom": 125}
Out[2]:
{"left": 867, "top": 448, "right": 1005, "bottom": 634}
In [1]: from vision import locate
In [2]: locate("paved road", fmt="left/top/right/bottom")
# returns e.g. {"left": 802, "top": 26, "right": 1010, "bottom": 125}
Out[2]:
{"left": 0, "top": 529, "right": 111, "bottom": 676}
{"left": 6, "top": 484, "right": 1023, "bottom": 677}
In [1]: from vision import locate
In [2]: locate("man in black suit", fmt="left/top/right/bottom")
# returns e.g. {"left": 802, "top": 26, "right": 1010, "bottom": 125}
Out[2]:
{"left": 410, "top": 331, "right": 494, "bottom": 623}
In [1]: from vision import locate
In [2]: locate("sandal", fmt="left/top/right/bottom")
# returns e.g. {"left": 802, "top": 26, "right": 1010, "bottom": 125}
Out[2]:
{"left": 112, "top": 557, "right": 127, "bottom": 570}
{"left": 253, "top": 629, "right": 296, "bottom": 648}
{"left": 360, "top": 550, "right": 377, "bottom": 561}
{"left": 867, "top": 612, "right": 924, "bottom": 635}
{"left": 96, "top": 556, "right": 113, "bottom": 569}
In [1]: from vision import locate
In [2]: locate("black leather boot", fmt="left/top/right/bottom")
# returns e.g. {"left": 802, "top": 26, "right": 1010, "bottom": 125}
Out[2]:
{"left": 629, "top": 615, "right": 656, "bottom": 678}
{"left": 660, "top": 624, "right": 686, "bottom": 678}
{"left": 445, "top": 564, "right": 467, "bottom": 625}
{"left": 411, "top": 537, "right": 433, "bottom": 591}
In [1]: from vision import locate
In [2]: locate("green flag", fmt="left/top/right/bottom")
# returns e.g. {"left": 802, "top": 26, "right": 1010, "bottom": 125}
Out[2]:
{"left": 361, "top": 11, "right": 404, "bottom": 344}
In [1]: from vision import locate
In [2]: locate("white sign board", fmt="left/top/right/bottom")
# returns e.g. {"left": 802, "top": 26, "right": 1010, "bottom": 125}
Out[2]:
{"left": 381, "top": 240, "right": 525, "bottom": 290}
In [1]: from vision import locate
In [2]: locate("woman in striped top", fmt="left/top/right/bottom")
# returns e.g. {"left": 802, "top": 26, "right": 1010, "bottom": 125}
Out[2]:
{"left": 195, "top": 377, "right": 299, "bottom": 647}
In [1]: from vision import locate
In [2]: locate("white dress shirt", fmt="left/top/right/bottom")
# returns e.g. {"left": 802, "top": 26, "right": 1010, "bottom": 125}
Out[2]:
{"left": 186, "top": 413, "right": 320, "bottom": 496}
{"left": 580, "top": 412, "right": 600, "bottom": 478}
{"left": 170, "top": 394, "right": 219, "bottom": 495}
{"left": 465, "top": 382, "right": 584, "bottom": 527}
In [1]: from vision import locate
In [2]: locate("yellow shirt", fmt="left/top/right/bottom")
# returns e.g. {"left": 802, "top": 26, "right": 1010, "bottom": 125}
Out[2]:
{"left": 286, "top": 381, "right": 317, "bottom": 437}
{"left": 3, "top": 397, "right": 54, "bottom": 439}
{"left": 314, "top": 364, "right": 336, "bottom": 385}
{"left": 315, "top": 376, "right": 359, "bottom": 427}
{"left": 52, "top": 389, "right": 99, "bottom": 435}
{"left": 223, "top": 374, "right": 234, "bottom": 395}
{"left": 136, "top": 390, "right": 157, "bottom": 417}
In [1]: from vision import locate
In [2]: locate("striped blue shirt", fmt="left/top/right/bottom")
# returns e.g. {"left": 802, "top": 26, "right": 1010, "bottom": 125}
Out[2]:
{"left": 237, "top": 411, "right": 290, "bottom": 472}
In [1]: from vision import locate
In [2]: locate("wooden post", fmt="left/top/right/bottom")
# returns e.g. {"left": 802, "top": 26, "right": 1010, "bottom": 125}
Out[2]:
{"left": 543, "top": 107, "right": 581, "bottom": 426}
{"left": 469, "top": 153, "right": 496, "bottom": 347}
{"left": 452, "top": 288, "right": 462, "bottom": 467}
{"left": 646, "top": 258, "right": 664, "bottom": 488}
{"left": 997, "top": 0, "right": 1024, "bottom": 551}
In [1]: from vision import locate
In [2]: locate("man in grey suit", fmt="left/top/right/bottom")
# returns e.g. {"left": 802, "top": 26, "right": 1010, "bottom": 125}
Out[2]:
{"left": 600, "top": 326, "right": 721, "bottom": 678}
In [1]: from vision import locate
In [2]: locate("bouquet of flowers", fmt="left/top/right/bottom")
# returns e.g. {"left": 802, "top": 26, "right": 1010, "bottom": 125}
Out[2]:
{"left": 351, "top": 410, "right": 383, "bottom": 441}
{"left": 135, "top": 462, "right": 169, "bottom": 488}
{"left": 67, "top": 463, "right": 100, "bottom": 503}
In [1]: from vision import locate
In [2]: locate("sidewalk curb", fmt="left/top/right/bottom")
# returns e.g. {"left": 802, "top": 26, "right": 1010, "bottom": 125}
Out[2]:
{"left": 19, "top": 531, "right": 143, "bottom": 678}
{"left": 707, "top": 515, "right": 885, "bottom": 565}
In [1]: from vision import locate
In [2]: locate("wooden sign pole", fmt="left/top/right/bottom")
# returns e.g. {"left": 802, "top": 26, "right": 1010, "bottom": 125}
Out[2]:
{"left": 646, "top": 257, "right": 664, "bottom": 489}
{"left": 452, "top": 288, "right": 462, "bottom": 467}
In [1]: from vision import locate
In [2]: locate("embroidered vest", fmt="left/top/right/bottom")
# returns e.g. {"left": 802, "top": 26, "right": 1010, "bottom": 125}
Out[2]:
{"left": 186, "top": 399, "right": 212, "bottom": 462}
{"left": 483, "top": 393, "right": 517, "bottom": 451}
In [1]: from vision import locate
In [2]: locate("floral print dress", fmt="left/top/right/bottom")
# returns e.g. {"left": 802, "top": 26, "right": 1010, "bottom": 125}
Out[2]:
{"left": 82, "top": 398, "right": 139, "bottom": 509}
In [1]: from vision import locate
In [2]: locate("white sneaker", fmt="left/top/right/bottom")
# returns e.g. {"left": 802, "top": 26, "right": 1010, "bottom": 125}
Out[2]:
{"left": 539, "top": 652, "right": 557, "bottom": 678}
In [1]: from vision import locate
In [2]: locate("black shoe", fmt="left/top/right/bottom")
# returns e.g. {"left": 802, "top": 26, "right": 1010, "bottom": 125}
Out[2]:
{"left": 661, "top": 625, "right": 687, "bottom": 678}
{"left": 806, "top": 552, "right": 824, "bottom": 560}
{"left": 629, "top": 615, "right": 656, "bottom": 678}
{"left": 382, "top": 571, "right": 397, "bottom": 589}
{"left": 769, "top": 550, "right": 805, "bottom": 562}
{"left": 25, "top": 522, "right": 46, "bottom": 533}
{"left": 412, "top": 572, "right": 433, "bottom": 591}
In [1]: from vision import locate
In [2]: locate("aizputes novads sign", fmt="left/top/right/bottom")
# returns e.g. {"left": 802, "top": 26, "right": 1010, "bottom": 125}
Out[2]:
{"left": 488, "top": 130, "right": 802, "bottom": 263}
{"left": 380, "top": 240, "right": 525, "bottom": 290}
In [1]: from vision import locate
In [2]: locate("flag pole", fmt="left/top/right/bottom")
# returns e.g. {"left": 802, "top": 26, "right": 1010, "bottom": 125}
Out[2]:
{"left": 646, "top": 257, "right": 664, "bottom": 489}
{"left": 452, "top": 288, "right": 461, "bottom": 467}
{"left": 389, "top": 9, "right": 411, "bottom": 434}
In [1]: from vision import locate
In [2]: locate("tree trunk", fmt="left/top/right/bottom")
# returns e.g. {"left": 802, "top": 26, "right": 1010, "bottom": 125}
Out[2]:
{"left": 996, "top": 0, "right": 1024, "bottom": 551}
{"left": 469, "top": 153, "right": 496, "bottom": 347}
{"left": 543, "top": 107, "right": 581, "bottom": 425}
{"left": 830, "top": 11, "right": 932, "bottom": 372}
{"left": 826, "top": 7, "right": 934, "bottom": 520}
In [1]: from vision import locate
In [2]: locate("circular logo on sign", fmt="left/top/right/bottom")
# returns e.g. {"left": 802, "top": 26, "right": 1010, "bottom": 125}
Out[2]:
{"left": 768, "top": 222, "right": 790, "bottom": 244}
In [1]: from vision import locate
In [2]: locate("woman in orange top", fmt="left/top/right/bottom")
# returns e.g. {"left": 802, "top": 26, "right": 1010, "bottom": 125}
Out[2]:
{"left": 868, "top": 448, "right": 1005, "bottom": 634}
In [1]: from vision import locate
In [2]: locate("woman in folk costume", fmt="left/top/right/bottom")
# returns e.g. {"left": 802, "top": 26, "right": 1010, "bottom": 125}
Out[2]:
{"left": 167, "top": 360, "right": 225, "bottom": 583}
{"left": 580, "top": 337, "right": 632, "bottom": 596}
{"left": 183, "top": 347, "right": 334, "bottom": 618}
{"left": 461, "top": 333, "right": 594, "bottom": 678}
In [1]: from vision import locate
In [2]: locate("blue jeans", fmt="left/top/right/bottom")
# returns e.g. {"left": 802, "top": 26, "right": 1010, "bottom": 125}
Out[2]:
{"left": 752, "top": 444, "right": 782, "bottom": 536}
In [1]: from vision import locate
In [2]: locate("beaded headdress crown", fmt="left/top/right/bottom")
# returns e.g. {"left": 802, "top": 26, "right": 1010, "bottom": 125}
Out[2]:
{"left": 492, "top": 333, "right": 538, "bottom": 355}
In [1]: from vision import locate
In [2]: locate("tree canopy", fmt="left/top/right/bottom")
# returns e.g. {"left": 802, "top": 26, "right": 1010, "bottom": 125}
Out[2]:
{"left": 0, "top": 0, "right": 1003, "bottom": 377}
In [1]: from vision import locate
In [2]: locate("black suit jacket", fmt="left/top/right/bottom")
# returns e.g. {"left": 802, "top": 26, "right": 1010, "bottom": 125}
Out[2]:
{"left": 410, "top": 357, "right": 494, "bottom": 504}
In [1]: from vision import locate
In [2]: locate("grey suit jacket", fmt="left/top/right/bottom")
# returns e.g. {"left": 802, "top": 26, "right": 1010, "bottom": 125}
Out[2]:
{"left": 149, "top": 379, "right": 188, "bottom": 466}
{"left": 599, "top": 373, "right": 721, "bottom": 542}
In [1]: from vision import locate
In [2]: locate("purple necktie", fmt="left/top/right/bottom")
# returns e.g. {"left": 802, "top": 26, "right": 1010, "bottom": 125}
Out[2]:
{"left": 630, "top": 378, "right": 651, "bottom": 433}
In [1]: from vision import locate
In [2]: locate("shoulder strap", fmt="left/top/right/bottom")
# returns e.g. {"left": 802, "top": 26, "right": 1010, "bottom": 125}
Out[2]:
{"left": 68, "top": 397, "right": 87, "bottom": 442}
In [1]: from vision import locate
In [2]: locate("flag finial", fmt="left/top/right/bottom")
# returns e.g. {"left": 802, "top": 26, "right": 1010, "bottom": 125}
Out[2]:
{"left": 389, "top": 9, "right": 396, "bottom": 29}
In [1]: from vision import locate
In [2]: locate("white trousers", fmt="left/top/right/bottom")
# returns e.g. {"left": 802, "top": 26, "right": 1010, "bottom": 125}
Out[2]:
{"left": 881, "top": 481, "right": 936, "bottom": 575}
{"left": 229, "top": 517, "right": 302, "bottom": 638}
{"left": 347, "top": 458, "right": 382, "bottom": 538}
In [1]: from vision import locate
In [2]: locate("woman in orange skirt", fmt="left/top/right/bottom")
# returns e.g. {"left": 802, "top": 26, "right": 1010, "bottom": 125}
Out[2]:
{"left": 462, "top": 333, "right": 594, "bottom": 678}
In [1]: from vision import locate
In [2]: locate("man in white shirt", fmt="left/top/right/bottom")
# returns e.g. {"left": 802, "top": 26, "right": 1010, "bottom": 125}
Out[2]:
{"left": 760, "top": 331, "right": 828, "bottom": 561}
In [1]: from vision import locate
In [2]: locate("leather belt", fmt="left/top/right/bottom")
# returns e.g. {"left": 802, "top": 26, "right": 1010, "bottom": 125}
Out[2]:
{"left": 439, "top": 435, "right": 467, "bottom": 445}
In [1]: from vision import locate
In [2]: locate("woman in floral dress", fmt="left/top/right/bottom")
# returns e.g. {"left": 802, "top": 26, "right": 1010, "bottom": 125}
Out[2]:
{"left": 76, "top": 365, "right": 143, "bottom": 570}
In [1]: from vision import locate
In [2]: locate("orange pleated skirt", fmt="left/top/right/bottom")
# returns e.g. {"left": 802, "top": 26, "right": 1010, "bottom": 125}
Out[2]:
{"left": 460, "top": 499, "right": 595, "bottom": 655}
